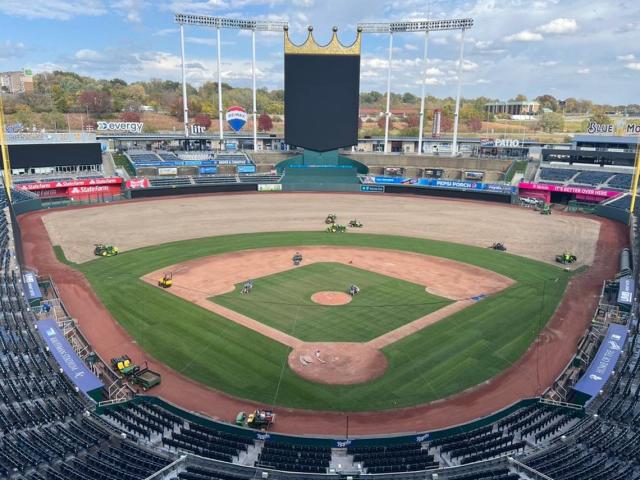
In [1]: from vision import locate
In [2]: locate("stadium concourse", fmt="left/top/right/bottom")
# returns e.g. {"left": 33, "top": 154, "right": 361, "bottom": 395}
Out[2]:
{"left": 3, "top": 189, "right": 638, "bottom": 480}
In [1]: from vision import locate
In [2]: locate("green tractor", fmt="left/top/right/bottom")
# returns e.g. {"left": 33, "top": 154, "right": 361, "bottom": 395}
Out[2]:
{"left": 325, "top": 213, "right": 337, "bottom": 224}
{"left": 326, "top": 224, "right": 347, "bottom": 233}
{"left": 94, "top": 244, "right": 119, "bottom": 257}
{"left": 556, "top": 251, "right": 577, "bottom": 265}
{"left": 539, "top": 203, "right": 551, "bottom": 215}
{"left": 110, "top": 355, "right": 140, "bottom": 377}
{"left": 349, "top": 219, "right": 364, "bottom": 228}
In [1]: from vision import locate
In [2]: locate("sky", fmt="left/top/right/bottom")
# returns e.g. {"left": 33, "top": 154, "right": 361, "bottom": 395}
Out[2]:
{"left": 0, "top": 0, "right": 638, "bottom": 104}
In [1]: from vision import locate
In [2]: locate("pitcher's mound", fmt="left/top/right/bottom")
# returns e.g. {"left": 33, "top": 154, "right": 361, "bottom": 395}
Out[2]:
{"left": 289, "top": 342, "right": 387, "bottom": 385}
{"left": 311, "top": 291, "right": 352, "bottom": 306}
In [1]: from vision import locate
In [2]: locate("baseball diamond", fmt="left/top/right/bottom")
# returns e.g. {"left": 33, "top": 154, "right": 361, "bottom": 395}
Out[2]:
{"left": 20, "top": 193, "right": 610, "bottom": 428}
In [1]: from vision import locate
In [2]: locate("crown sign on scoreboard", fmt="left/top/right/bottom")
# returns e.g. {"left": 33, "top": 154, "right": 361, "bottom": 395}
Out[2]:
{"left": 226, "top": 106, "right": 247, "bottom": 132}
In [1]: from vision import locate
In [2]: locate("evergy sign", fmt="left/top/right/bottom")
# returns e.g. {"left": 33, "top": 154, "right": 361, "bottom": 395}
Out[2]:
{"left": 97, "top": 121, "right": 144, "bottom": 133}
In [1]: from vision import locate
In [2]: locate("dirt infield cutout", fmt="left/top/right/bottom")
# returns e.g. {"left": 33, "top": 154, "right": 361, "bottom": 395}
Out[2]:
{"left": 144, "top": 246, "right": 513, "bottom": 385}
{"left": 310, "top": 291, "right": 352, "bottom": 306}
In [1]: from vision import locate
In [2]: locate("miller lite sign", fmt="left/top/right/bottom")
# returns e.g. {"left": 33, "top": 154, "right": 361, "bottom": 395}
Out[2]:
{"left": 225, "top": 106, "right": 247, "bottom": 132}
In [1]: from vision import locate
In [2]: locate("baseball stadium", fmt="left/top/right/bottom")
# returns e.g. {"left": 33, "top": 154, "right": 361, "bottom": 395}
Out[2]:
{"left": 1, "top": 9, "right": 640, "bottom": 480}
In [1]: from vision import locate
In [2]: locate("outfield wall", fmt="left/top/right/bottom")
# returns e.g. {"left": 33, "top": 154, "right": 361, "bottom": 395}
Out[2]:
{"left": 129, "top": 183, "right": 257, "bottom": 199}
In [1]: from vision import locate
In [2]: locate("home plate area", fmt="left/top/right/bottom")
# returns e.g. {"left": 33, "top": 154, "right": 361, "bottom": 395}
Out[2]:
{"left": 289, "top": 342, "right": 388, "bottom": 385}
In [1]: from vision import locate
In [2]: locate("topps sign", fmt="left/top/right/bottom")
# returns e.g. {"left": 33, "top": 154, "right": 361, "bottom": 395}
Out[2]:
{"left": 97, "top": 121, "right": 144, "bottom": 133}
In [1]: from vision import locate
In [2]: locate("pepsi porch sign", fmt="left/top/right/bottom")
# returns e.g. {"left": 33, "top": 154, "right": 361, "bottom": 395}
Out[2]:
{"left": 226, "top": 106, "right": 247, "bottom": 132}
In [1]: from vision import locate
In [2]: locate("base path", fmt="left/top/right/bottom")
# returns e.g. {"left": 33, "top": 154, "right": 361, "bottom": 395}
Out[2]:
{"left": 17, "top": 196, "right": 624, "bottom": 436}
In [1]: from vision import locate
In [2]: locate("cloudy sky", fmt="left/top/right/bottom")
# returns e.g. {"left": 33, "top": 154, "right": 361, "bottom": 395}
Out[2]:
{"left": 0, "top": 0, "right": 638, "bottom": 104}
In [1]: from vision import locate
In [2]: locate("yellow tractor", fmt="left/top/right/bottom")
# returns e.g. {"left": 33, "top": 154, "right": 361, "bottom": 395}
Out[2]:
{"left": 158, "top": 272, "right": 173, "bottom": 289}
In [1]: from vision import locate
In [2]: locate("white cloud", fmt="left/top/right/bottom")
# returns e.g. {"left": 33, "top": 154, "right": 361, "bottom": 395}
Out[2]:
{"left": 625, "top": 63, "right": 640, "bottom": 71}
{"left": 536, "top": 18, "right": 578, "bottom": 34}
{"left": 404, "top": 44, "right": 418, "bottom": 52}
{"left": 503, "top": 30, "right": 544, "bottom": 43}
{"left": 0, "top": 0, "right": 106, "bottom": 20}
{"left": 0, "top": 41, "right": 27, "bottom": 60}
{"left": 617, "top": 54, "right": 635, "bottom": 61}
{"left": 576, "top": 67, "right": 590, "bottom": 74}
{"left": 74, "top": 49, "right": 103, "bottom": 61}
{"left": 110, "top": 0, "right": 148, "bottom": 22}
{"left": 540, "top": 60, "right": 559, "bottom": 66}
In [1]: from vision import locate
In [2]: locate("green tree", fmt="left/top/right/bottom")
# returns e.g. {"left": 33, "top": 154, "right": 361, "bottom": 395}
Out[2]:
{"left": 589, "top": 110, "right": 612, "bottom": 125}
{"left": 538, "top": 112, "right": 565, "bottom": 133}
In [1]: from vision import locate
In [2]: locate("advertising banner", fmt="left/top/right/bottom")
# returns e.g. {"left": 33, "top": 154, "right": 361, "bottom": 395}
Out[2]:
{"left": 158, "top": 167, "right": 178, "bottom": 176}
{"left": 518, "top": 182, "right": 620, "bottom": 199}
{"left": 22, "top": 271, "right": 42, "bottom": 301}
{"left": 258, "top": 184, "right": 283, "bottom": 192}
{"left": 363, "top": 176, "right": 515, "bottom": 194}
{"left": 360, "top": 185, "right": 384, "bottom": 193}
{"left": 126, "top": 178, "right": 150, "bottom": 189}
{"left": 68, "top": 185, "right": 122, "bottom": 198}
{"left": 617, "top": 275, "right": 634, "bottom": 305}
{"left": 574, "top": 323, "right": 628, "bottom": 401}
{"left": 15, "top": 177, "right": 123, "bottom": 191}
{"left": 226, "top": 106, "right": 247, "bottom": 133}
{"left": 199, "top": 167, "right": 218, "bottom": 175}
{"left": 133, "top": 160, "right": 216, "bottom": 168}
{"left": 37, "top": 319, "right": 103, "bottom": 398}
{"left": 97, "top": 121, "right": 143, "bottom": 133}
{"left": 237, "top": 165, "right": 257, "bottom": 173}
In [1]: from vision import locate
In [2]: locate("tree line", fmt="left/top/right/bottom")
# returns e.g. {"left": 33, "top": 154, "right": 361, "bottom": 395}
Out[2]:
{"left": 1, "top": 70, "right": 637, "bottom": 134}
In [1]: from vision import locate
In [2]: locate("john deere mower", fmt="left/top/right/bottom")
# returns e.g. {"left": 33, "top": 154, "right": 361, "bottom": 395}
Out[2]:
{"left": 325, "top": 213, "right": 337, "bottom": 224}
{"left": 94, "top": 244, "right": 119, "bottom": 257}
{"left": 158, "top": 272, "right": 173, "bottom": 288}
{"left": 111, "top": 355, "right": 140, "bottom": 377}
{"left": 349, "top": 219, "right": 364, "bottom": 228}
{"left": 556, "top": 251, "right": 577, "bottom": 264}
{"left": 326, "top": 224, "right": 347, "bottom": 233}
{"left": 489, "top": 242, "right": 507, "bottom": 251}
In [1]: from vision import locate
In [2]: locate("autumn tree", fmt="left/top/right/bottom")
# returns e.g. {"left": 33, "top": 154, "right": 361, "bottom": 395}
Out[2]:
{"left": 406, "top": 114, "right": 420, "bottom": 128}
{"left": 120, "top": 111, "right": 141, "bottom": 122}
{"left": 78, "top": 90, "right": 111, "bottom": 114}
{"left": 194, "top": 113, "right": 212, "bottom": 128}
{"left": 257, "top": 113, "right": 273, "bottom": 132}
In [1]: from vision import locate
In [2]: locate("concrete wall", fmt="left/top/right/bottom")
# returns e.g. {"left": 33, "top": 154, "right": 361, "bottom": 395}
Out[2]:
{"left": 248, "top": 152, "right": 300, "bottom": 166}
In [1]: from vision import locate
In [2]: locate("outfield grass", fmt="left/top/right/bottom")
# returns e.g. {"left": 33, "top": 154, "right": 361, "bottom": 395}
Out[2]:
{"left": 212, "top": 262, "right": 451, "bottom": 342}
{"left": 76, "top": 232, "right": 571, "bottom": 411}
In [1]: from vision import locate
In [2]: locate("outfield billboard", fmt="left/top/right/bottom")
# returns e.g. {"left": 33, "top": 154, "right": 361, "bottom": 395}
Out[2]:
{"left": 15, "top": 177, "right": 123, "bottom": 199}
{"left": 38, "top": 318, "right": 103, "bottom": 401}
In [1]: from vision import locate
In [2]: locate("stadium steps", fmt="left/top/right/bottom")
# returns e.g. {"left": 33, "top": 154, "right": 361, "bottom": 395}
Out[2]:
{"left": 329, "top": 447, "right": 355, "bottom": 472}
{"left": 238, "top": 440, "right": 262, "bottom": 466}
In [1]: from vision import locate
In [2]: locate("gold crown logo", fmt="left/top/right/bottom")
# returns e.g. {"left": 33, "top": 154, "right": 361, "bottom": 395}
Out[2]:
{"left": 284, "top": 26, "right": 361, "bottom": 56}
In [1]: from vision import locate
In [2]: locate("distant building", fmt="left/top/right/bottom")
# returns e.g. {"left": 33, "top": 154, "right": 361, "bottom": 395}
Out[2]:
{"left": 0, "top": 70, "right": 34, "bottom": 94}
{"left": 484, "top": 101, "right": 540, "bottom": 117}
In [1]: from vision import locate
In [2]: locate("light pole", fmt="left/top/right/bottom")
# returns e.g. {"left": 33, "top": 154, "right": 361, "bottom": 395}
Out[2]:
{"left": 358, "top": 18, "right": 474, "bottom": 155}
{"left": 175, "top": 14, "right": 288, "bottom": 151}
{"left": 451, "top": 28, "right": 466, "bottom": 157}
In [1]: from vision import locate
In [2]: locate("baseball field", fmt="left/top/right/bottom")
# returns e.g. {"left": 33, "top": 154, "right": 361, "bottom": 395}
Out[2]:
{"left": 21, "top": 193, "right": 622, "bottom": 434}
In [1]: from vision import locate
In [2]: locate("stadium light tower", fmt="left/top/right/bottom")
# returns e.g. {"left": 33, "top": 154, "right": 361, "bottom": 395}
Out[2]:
{"left": 358, "top": 18, "right": 473, "bottom": 156}
{"left": 175, "top": 14, "right": 288, "bottom": 151}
